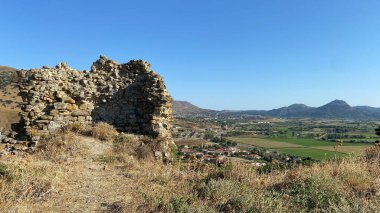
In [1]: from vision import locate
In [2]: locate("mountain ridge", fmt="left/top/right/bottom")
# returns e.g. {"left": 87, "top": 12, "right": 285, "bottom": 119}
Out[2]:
{"left": 173, "top": 100, "right": 380, "bottom": 120}
{"left": 173, "top": 100, "right": 217, "bottom": 117}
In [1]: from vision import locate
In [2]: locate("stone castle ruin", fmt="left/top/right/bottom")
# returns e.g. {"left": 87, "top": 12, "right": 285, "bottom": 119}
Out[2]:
{"left": 11, "top": 56, "right": 173, "bottom": 159}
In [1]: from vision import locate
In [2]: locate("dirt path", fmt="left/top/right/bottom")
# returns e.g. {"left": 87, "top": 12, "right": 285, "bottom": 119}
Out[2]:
{"left": 45, "top": 136, "right": 132, "bottom": 213}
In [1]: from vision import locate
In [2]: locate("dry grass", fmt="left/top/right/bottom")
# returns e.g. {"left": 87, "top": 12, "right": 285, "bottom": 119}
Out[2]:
{"left": 112, "top": 134, "right": 141, "bottom": 155}
{"left": 0, "top": 83, "right": 23, "bottom": 130}
{"left": 91, "top": 122, "right": 118, "bottom": 141}
{"left": 0, "top": 107, "right": 19, "bottom": 131}
{"left": 0, "top": 130, "right": 90, "bottom": 212}
{"left": 135, "top": 137, "right": 162, "bottom": 160}
{"left": 121, "top": 146, "right": 380, "bottom": 212}
{"left": 112, "top": 134, "right": 171, "bottom": 162}
{"left": 0, "top": 150, "right": 61, "bottom": 211}
{"left": 35, "top": 131, "right": 85, "bottom": 163}
{"left": 64, "top": 122, "right": 92, "bottom": 135}
{"left": 2, "top": 128, "right": 380, "bottom": 212}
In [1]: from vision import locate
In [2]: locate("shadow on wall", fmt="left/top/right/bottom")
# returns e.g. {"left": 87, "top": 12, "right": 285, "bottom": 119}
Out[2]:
{"left": 91, "top": 72, "right": 167, "bottom": 137}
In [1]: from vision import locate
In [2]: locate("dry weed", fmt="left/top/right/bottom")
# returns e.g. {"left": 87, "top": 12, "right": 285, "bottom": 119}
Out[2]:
{"left": 64, "top": 122, "right": 92, "bottom": 135}
{"left": 35, "top": 131, "right": 84, "bottom": 162}
{"left": 0, "top": 157, "right": 55, "bottom": 211}
{"left": 91, "top": 122, "right": 118, "bottom": 141}
{"left": 2, "top": 128, "right": 380, "bottom": 212}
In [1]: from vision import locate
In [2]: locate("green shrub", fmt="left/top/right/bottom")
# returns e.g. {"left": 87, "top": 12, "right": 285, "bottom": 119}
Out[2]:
{"left": 170, "top": 196, "right": 193, "bottom": 213}
{"left": 0, "top": 163, "right": 8, "bottom": 176}
{"left": 0, "top": 163, "right": 11, "bottom": 180}
{"left": 277, "top": 176, "right": 343, "bottom": 211}
{"left": 95, "top": 155, "right": 124, "bottom": 164}
{"left": 196, "top": 179, "right": 255, "bottom": 212}
{"left": 196, "top": 179, "right": 289, "bottom": 212}
{"left": 113, "top": 134, "right": 129, "bottom": 145}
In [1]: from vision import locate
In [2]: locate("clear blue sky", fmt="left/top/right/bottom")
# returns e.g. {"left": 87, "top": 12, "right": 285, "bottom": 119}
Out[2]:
{"left": 1, "top": 0, "right": 379, "bottom": 110}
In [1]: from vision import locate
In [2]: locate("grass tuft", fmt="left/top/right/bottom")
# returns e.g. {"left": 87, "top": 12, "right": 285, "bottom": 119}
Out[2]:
{"left": 0, "top": 162, "right": 12, "bottom": 180}
{"left": 91, "top": 122, "right": 118, "bottom": 141}
{"left": 64, "top": 122, "right": 92, "bottom": 135}
{"left": 35, "top": 131, "right": 83, "bottom": 162}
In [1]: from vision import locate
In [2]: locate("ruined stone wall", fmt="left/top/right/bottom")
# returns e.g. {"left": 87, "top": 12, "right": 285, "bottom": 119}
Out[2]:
{"left": 18, "top": 56, "right": 173, "bottom": 146}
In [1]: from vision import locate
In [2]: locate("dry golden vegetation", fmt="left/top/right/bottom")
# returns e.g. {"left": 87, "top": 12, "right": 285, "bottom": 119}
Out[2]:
{"left": 91, "top": 122, "right": 119, "bottom": 141}
{"left": 0, "top": 83, "right": 23, "bottom": 130}
{"left": 0, "top": 106, "right": 19, "bottom": 131}
{"left": 2, "top": 126, "right": 380, "bottom": 212}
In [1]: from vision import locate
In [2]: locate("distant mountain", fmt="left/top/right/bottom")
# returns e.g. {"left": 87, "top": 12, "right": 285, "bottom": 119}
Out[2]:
{"left": 173, "top": 101, "right": 217, "bottom": 117}
{"left": 173, "top": 100, "right": 380, "bottom": 120}
{"left": 310, "top": 100, "right": 352, "bottom": 119}
{"left": 267, "top": 104, "right": 312, "bottom": 117}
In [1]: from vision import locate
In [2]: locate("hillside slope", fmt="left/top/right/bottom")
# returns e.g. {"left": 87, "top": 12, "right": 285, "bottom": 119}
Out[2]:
{"left": 173, "top": 100, "right": 216, "bottom": 117}
{"left": 0, "top": 65, "right": 21, "bottom": 130}
{"left": 0, "top": 66, "right": 17, "bottom": 73}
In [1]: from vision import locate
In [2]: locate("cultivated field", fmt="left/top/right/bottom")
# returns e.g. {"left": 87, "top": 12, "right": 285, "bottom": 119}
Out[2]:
{"left": 316, "top": 146, "right": 369, "bottom": 153}
{"left": 229, "top": 136, "right": 372, "bottom": 160}
{"left": 269, "top": 137, "right": 370, "bottom": 147}
{"left": 273, "top": 148, "right": 346, "bottom": 160}
{"left": 228, "top": 137, "right": 302, "bottom": 148}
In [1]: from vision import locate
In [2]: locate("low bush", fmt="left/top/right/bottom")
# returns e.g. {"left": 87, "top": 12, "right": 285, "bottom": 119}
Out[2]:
{"left": 36, "top": 131, "right": 83, "bottom": 162}
{"left": 134, "top": 137, "right": 162, "bottom": 160}
{"left": 275, "top": 176, "right": 344, "bottom": 211}
{"left": 0, "top": 163, "right": 11, "bottom": 180}
{"left": 112, "top": 134, "right": 140, "bottom": 155}
{"left": 91, "top": 122, "right": 118, "bottom": 141}
{"left": 64, "top": 122, "right": 91, "bottom": 135}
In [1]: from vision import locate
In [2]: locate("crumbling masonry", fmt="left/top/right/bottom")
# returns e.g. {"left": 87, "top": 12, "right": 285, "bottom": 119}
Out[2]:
{"left": 17, "top": 56, "right": 174, "bottom": 159}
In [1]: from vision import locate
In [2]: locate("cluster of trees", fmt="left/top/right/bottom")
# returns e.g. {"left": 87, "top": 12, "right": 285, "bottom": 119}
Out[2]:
{"left": 210, "top": 137, "right": 237, "bottom": 147}
{"left": 258, "top": 156, "right": 316, "bottom": 173}
{"left": 204, "top": 131, "right": 215, "bottom": 140}
{"left": 324, "top": 134, "right": 367, "bottom": 140}
{"left": 204, "top": 131, "right": 238, "bottom": 147}
{"left": 240, "top": 124, "right": 272, "bottom": 132}
{"left": 250, "top": 147, "right": 289, "bottom": 162}
{"left": 249, "top": 147, "right": 317, "bottom": 171}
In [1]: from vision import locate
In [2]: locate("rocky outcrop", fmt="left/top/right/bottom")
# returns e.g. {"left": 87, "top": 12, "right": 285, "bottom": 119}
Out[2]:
{"left": 17, "top": 56, "right": 174, "bottom": 160}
